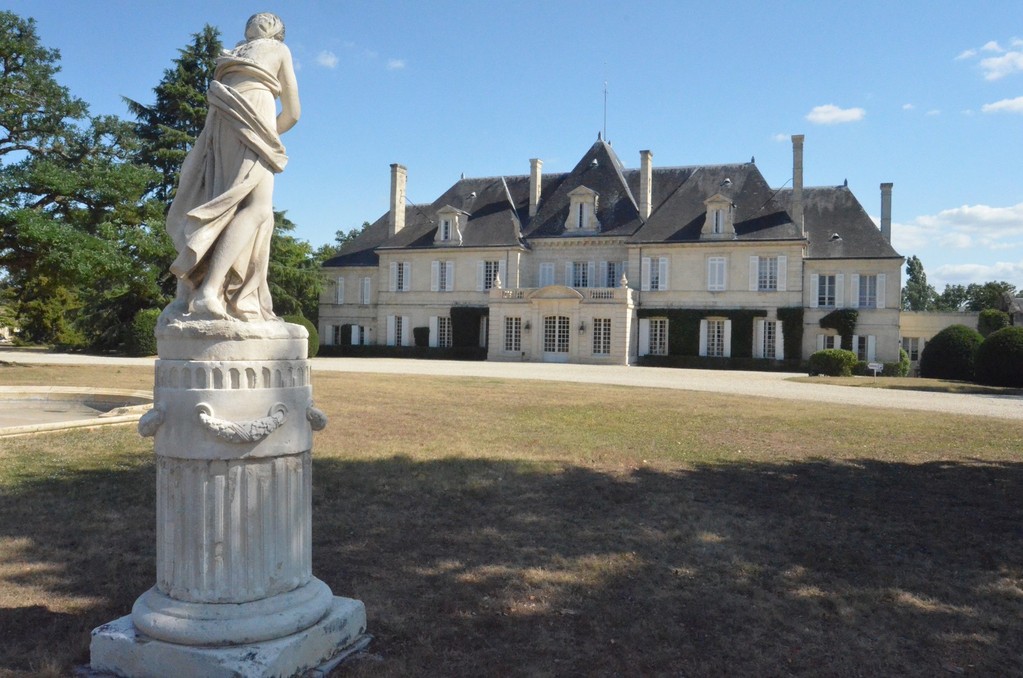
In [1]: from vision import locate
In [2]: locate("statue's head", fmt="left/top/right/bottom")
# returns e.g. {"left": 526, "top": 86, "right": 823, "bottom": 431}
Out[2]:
{"left": 245, "top": 13, "right": 285, "bottom": 42}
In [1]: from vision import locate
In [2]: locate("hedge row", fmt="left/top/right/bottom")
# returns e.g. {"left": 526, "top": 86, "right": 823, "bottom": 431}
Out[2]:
{"left": 317, "top": 344, "right": 487, "bottom": 361}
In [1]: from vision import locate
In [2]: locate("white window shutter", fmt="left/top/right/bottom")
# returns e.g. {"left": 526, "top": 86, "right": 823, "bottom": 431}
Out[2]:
{"left": 599, "top": 261, "right": 609, "bottom": 287}
{"left": 753, "top": 319, "right": 764, "bottom": 359}
{"left": 428, "top": 316, "right": 439, "bottom": 348}
{"left": 777, "top": 255, "right": 787, "bottom": 291}
{"left": 876, "top": 274, "right": 886, "bottom": 308}
{"left": 587, "top": 261, "right": 596, "bottom": 288}
{"left": 810, "top": 274, "right": 819, "bottom": 308}
{"left": 539, "top": 262, "right": 553, "bottom": 287}
{"left": 431, "top": 261, "right": 440, "bottom": 292}
{"left": 402, "top": 262, "right": 411, "bottom": 291}
{"left": 867, "top": 335, "right": 877, "bottom": 362}
{"left": 850, "top": 274, "right": 860, "bottom": 307}
{"left": 351, "top": 325, "right": 360, "bottom": 345}
{"left": 720, "top": 258, "right": 727, "bottom": 290}
{"left": 658, "top": 257, "right": 669, "bottom": 291}
{"left": 816, "top": 334, "right": 825, "bottom": 351}
{"left": 641, "top": 257, "right": 652, "bottom": 291}
{"left": 401, "top": 316, "right": 411, "bottom": 346}
{"left": 851, "top": 334, "right": 859, "bottom": 357}
{"left": 335, "top": 277, "right": 344, "bottom": 304}
{"left": 639, "top": 319, "right": 651, "bottom": 356}
{"left": 362, "top": 277, "right": 371, "bottom": 304}
{"left": 698, "top": 319, "right": 708, "bottom": 357}
{"left": 775, "top": 321, "right": 785, "bottom": 360}
{"left": 447, "top": 261, "right": 455, "bottom": 291}
{"left": 835, "top": 274, "right": 845, "bottom": 309}
{"left": 565, "top": 262, "right": 574, "bottom": 286}
{"left": 707, "top": 260, "right": 715, "bottom": 290}
{"left": 389, "top": 262, "right": 398, "bottom": 292}
{"left": 476, "top": 261, "right": 485, "bottom": 291}
{"left": 723, "top": 319, "right": 732, "bottom": 357}
{"left": 749, "top": 256, "right": 759, "bottom": 291}
{"left": 386, "top": 315, "right": 396, "bottom": 345}
{"left": 498, "top": 259, "right": 507, "bottom": 286}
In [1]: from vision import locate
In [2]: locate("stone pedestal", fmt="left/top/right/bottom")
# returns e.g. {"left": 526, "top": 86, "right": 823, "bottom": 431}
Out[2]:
{"left": 90, "top": 318, "right": 366, "bottom": 676}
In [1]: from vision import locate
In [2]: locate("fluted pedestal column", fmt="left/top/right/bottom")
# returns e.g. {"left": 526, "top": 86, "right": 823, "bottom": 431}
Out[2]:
{"left": 90, "top": 318, "right": 366, "bottom": 677}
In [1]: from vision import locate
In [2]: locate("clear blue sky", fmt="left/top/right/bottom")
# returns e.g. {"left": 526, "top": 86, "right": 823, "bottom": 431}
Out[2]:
{"left": 8, "top": 0, "right": 1023, "bottom": 290}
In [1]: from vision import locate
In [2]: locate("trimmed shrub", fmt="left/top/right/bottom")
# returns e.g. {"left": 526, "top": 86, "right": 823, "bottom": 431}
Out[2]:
{"left": 126, "top": 308, "right": 161, "bottom": 356}
{"left": 808, "top": 349, "right": 858, "bottom": 376}
{"left": 918, "top": 324, "right": 982, "bottom": 381}
{"left": 282, "top": 314, "right": 319, "bottom": 357}
{"left": 881, "top": 348, "right": 911, "bottom": 377}
{"left": 978, "top": 308, "right": 1011, "bottom": 337}
{"left": 974, "top": 326, "right": 1023, "bottom": 387}
{"left": 413, "top": 326, "right": 430, "bottom": 348}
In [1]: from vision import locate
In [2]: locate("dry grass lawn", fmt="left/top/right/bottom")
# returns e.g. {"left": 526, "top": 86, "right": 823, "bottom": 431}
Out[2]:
{"left": 0, "top": 363, "right": 1021, "bottom": 676}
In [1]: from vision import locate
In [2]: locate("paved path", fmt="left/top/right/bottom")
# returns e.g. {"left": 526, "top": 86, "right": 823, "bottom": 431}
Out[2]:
{"left": 4, "top": 349, "right": 1021, "bottom": 420}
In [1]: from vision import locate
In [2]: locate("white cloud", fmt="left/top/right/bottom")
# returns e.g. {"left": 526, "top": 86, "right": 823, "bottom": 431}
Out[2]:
{"left": 980, "top": 50, "right": 1023, "bottom": 80}
{"left": 316, "top": 50, "right": 339, "bottom": 68}
{"left": 902, "top": 103, "right": 915, "bottom": 110}
{"left": 934, "top": 261, "right": 1023, "bottom": 286}
{"left": 386, "top": 58, "right": 406, "bottom": 71}
{"left": 805, "top": 104, "right": 866, "bottom": 125}
{"left": 955, "top": 49, "right": 977, "bottom": 61}
{"left": 891, "top": 202, "right": 1023, "bottom": 255}
{"left": 771, "top": 133, "right": 789, "bottom": 142}
{"left": 926, "top": 109, "right": 941, "bottom": 116}
{"left": 982, "top": 96, "right": 1023, "bottom": 113}
{"left": 982, "top": 40, "right": 1004, "bottom": 53}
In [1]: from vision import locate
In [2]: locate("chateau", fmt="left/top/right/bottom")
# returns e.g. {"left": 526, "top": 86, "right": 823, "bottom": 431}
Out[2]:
{"left": 319, "top": 136, "right": 904, "bottom": 366}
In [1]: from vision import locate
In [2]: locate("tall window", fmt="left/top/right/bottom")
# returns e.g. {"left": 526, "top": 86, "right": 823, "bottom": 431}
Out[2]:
{"left": 758, "top": 256, "right": 778, "bottom": 291}
{"left": 605, "top": 261, "right": 624, "bottom": 288}
{"left": 390, "top": 261, "right": 411, "bottom": 292}
{"left": 543, "top": 316, "right": 570, "bottom": 353}
{"left": 859, "top": 275, "right": 878, "bottom": 308}
{"left": 504, "top": 317, "right": 521, "bottom": 352}
{"left": 902, "top": 336, "right": 920, "bottom": 361}
{"left": 538, "top": 262, "right": 555, "bottom": 287}
{"left": 592, "top": 318, "right": 611, "bottom": 355}
{"left": 360, "top": 277, "right": 371, "bottom": 304}
{"left": 817, "top": 274, "right": 837, "bottom": 307}
{"left": 332, "top": 325, "right": 343, "bottom": 345}
{"left": 438, "top": 261, "right": 449, "bottom": 291}
{"left": 818, "top": 334, "right": 839, "bottom": 350}
{"left": 707, "top": 257, "right": 726, "bottom": 291}
{"left": 642, "top": 256, "right": 669, "bottom": 291}
{"left": 483, "top": 260, "right": 500, "bottom": 290}
{"left": 437, "top": 317, "right": 452, "bottom": 348}
{"left": 713, "top": 210, "right": 725, "bottom": 234}
{"left": 440, "top": 219, "right": 451, "bottom": 241}
{"left": 762, "top": 320, "right": 777, "bottom": 359}
{"left": 706, "top": 319, "right": 726, "bottom": 357}
{"left": 394, "top": 316, "right": 404, "bottom": 346}
{"left": 649, "top": 318, "right": 668, "bottom": 356}
{"left": 572, "top": 261, "right": 589, "bottom": 288}
{"left": 432, "top": 260, "right": 454, "bottom": 292}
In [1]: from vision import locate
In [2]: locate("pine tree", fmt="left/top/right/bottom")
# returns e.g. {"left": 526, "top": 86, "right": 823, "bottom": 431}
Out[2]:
{"left": 901, "top": 255, "right": 936, "bottom": 311}
{"left": 124, "top": 25, "right": 222, "bottom": 202}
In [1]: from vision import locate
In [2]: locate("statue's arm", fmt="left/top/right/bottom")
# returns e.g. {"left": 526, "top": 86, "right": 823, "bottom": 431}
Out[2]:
{"left": 276, "top": 44, "right": 300, "bottom": 135}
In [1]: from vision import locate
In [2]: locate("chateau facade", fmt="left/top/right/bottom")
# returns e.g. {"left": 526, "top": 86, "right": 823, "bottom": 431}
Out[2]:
{"left": 319, "top": 136, "right": 904, "bottom": 366}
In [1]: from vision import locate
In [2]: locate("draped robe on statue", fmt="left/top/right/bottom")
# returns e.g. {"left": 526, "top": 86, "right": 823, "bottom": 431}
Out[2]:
{"left": 166, "top": 56, "right": 288, "bottom": 321}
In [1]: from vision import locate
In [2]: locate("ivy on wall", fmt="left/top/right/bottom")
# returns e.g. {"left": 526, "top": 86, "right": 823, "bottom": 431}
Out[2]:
{"left": 776, "top": 306, "right": 804, "bottom": 360}
{"left": 637, "top": 308, "right": 768, "bottom": 358}
{"left": 819, "top": 309, "right": 858, "bottom": 351}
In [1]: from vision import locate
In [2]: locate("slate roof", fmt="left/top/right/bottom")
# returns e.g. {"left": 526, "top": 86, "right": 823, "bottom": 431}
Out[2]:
{"left": 776, "top": 186, "right": 902, "bottom": 259}
{"left": 323, "top": 140, "right": 901, "bottom": 267}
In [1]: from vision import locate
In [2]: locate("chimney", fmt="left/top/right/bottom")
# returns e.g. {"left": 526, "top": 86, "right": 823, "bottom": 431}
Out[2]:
{"left": 639, "top": 150, "right": 653, "bottom": 219}
{"left": 880, "top": 182, "right": 893, "bottom": 243}
{"left": 389, "top": 163, "right": 407, "bottom": 237}
{"left": 791, "top": 134, "right": 804, "bottom": 235}
{"left": 529, "top": 158, "right": 542, "bottom": 217}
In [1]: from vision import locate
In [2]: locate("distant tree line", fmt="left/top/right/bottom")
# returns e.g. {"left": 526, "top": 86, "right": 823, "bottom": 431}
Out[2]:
{"left": 0, "top": 12, "right": 353, "bottom": 352}
{"left": 902, "top": 255, "right": 1018, "bottom": 313}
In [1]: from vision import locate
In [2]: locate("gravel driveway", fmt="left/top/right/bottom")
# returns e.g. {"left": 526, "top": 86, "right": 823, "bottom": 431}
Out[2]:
{"left": 5, "top": 349, "right": 1021, "bottom": 421}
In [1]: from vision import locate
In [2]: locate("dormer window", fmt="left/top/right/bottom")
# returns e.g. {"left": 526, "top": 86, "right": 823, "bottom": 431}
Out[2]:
{"left": 565, "top": 186, "right": 601, "bottom": 232}
{"left": 702, "top": 193, "right": 734, "bottom": 238}
{"left": 434, "top": 206, "right": 467, "bottom": 245}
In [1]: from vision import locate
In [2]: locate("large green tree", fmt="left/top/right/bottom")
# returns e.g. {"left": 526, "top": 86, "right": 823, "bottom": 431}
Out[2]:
{"left": 964, "top": 281, "right": 1017, "bottom": 312}
{"left": 124, "top": 25, "right": 222, "bottom": 202}
{"left": 270, "top": 211, "right": 323, "bottom": 323}
{"left": 901, "top": 255, "right": 936, "bottom": 311}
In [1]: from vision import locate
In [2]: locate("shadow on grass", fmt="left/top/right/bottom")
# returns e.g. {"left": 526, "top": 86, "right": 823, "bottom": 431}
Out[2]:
{"left": 0, "top": 457, "right": 1020, "bottom": 676}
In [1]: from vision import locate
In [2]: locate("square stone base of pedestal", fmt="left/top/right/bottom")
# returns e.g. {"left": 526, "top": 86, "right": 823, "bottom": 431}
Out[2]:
{"left": 89, "top": 597, "right": 367, "bottom": 678}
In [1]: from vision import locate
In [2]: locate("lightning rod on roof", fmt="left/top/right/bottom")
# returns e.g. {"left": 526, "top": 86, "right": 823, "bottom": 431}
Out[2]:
{"left": 602, "top": 68, "right": 608, "bottom": 143}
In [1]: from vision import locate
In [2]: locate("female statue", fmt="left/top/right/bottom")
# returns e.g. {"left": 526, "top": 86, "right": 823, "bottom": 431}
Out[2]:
{"left": 166, "top": 12, "right": 300, "bottom": 321}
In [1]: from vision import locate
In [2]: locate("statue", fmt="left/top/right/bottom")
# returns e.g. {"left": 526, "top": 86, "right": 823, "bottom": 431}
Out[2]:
{"left": 166, "top": 12, "right": 300, "bottom": 321}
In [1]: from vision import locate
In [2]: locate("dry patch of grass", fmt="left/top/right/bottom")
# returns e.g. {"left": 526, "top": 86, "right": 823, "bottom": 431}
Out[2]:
{"left": 0, "top": 366, "right": 1021, "bottom": 676}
